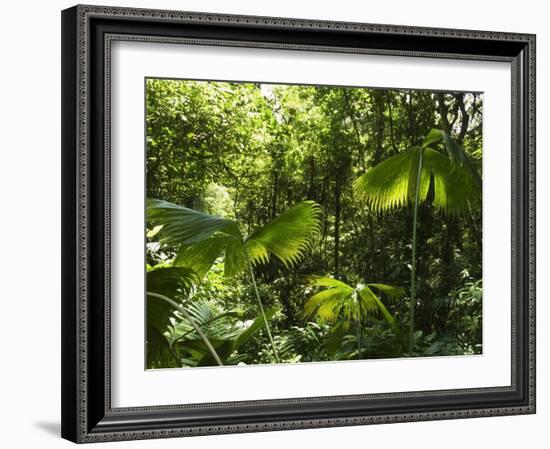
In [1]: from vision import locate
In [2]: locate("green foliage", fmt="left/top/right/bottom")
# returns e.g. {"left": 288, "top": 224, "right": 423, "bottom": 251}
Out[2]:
{"left": 352, "top": 128, "right": 481, "bottom": 352}
{"left": 147, "top": 199, "right": 321, "bottom": 364}
{"left": 168, "top": 298, "right": 277, "bottom": 367}
{"left": 148, "top": 199, "right": 321, "bottom": 278}
{"left": 246, "top": 201, "right": 322, "bottom": 268}
{"left": 145, "top": 79, "right": 484, "bottom": 368}
{"left": 146, "top": 265, "right": 199, "bottom": 367}
{"left": 353, "top": 130, "right": 481, "bottom": 216}
{"left": 303, "top": 276, "right": 402, "bottom": 325}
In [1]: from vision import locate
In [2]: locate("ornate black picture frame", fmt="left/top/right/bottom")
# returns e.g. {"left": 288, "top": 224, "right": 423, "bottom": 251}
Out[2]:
{"left": 61, "top": 4, "right": 536, "bottom": 443}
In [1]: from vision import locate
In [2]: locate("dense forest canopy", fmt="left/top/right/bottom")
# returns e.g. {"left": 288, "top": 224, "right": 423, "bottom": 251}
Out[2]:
{"left": 145, "top": 78, "right": 483, "bottom": 369}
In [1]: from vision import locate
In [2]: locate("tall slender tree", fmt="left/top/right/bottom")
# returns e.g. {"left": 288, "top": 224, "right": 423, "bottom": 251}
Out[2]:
{"left": 353, "top": 129, "right": 481, "bottom": 353}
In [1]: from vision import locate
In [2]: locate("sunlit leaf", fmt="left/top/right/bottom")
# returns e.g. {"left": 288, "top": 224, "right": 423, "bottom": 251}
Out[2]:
{"left": 358, "top": 286, "right": 395, "bottom": 324}
{"left": 148, "top": 199, "right": 321, "bottom": 278}
{"left": 367, "top": 283, "right": 406, "bottom": 299}
{"left": 353, "top": 132, "right": 481, "bottom": 216}
{"left": 147, "top": 198, "right": 240, "bottom": 246}
{"left": 246, "top": 201, "right": 322, "bottom": 268}
{"left": 303, "top": 276, "right": 397, "bottom": 325}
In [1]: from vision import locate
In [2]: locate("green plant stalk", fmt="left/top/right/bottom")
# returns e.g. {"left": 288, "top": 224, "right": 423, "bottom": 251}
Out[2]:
{"left": 147, "top": 292, "right": 224, "bottom": 367}
{"left": 242, "top": 243, "right": 280, "bottom": 363}
{"left": 171, "top": 312, "right": 235, "bottom": 345}
{"left": 356, "top": 294, "right": 362, "bottom": 360}
{"left": 409, "top": 148, "right": 424, "bottom": 354}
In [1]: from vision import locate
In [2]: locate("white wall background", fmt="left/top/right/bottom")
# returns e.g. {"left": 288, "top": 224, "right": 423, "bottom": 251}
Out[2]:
{"left": 0, "top": 0, "right": 545, "bottom": 447}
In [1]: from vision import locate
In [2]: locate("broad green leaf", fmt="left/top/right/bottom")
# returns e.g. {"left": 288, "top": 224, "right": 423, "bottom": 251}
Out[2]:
{"left": 149, "top": 199, "right": 321, "bottom": 278}
{"left": 440, "top": 132, "right": 482, "bottom": 189}
{"left": 246, "top": 201, "right": 321, "bottom": 268}
{"left": 422, "top": 128, "right": 444, "bottom": 148}
{"left": 174, "top": 234, "right": 236, "bottom": 279}
{"left": 354, "top": 143, "right": 481, "bottom": 216}
{"left": 236, "top": 308, "right": 277, "bottom": 347}
{"left": 358, "top": 286, "right": 395, "bottom": 324}
{"left": 147, "top": 198, "right": 240, "bottom": 246}
{"left": 303, "top": 277, "right": 398, "bottom": 325}
{"left": 423, "top": 148, "right": 481, "bottom": 215}
{"left": 368, "top": 283, "right": 406, "bottom": 299}
{"left": 303, "top": 288, "right": 352, "bottom": 321}
{"left": 353, "top": 147, "right": 420, "bottom": 213}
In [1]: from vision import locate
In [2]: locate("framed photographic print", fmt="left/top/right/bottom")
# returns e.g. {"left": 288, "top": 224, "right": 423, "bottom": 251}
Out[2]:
{"left": 61, "top": 4, "right": 536, "bottom": 443}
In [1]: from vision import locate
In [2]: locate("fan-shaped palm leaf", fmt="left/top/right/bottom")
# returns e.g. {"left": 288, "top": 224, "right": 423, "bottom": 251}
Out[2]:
{"left": 303, "top": 276, "right": 399, "bottom": 325}
{"left": 147, "top": 199, "right": 241, "bottom": 245}
{"left": 353, "top": 147, "right": 422, "bottom": 213}
{"left": 352, "top": 128, "right": 481, "bottom": 353}
{"left": 352, "top": 145, "right": 480, "bottom": 216}
{"left": 246, "top": 201, "right": 322, "bottom": 268}
{"left": 303, "top": 276, "right": 402, "bottom": 359}
{"left": 357, "top": 285, "right": 395, "bottom": 325}
{"left": 148, "top": 199, "right": 321, "bottom": 278}
{"left": 148, "top": 198, "right": 322, "bottom": 363}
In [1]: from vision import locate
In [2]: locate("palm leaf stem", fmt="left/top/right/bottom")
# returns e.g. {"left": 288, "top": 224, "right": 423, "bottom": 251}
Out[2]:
{"left": 171, "top": 312, "right": 236, "bottom": 345}
{"left": 147, "top": 292, "right": 224, "bottom": 366}
{"left": 409, "top": 148, "right": 424, "bottom": 354}
{"left": 356, "top": 302, "right": 362, "bottom": 360}
{"left": 168, "top": 344, "right": 183, "bottom": 368}
{"left": 242, "top": 243, "right": 280, "bottom": 363}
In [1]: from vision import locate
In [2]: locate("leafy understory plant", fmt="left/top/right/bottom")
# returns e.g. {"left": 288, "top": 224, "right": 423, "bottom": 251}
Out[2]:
{"left": 353, "top": 128, "right": 481, "bottom": 353}
{"left": 147, "top": 199, "right": 322, "bottom": 363}
{"left": 146, "top": 264, "right": 203, "bottom": 368}
{"left": 168, "top": 298, "right": 277, "bottom": 366}
{"left": 148, "top": 291, "right": 224, "bottom": 366}
{"left": 303, "top": 276, "right": 404, "bottom": 359}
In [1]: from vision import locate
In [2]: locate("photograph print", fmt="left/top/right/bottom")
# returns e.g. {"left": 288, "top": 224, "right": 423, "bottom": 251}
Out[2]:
{"left": 145, "top": 78, "right": 483, "bottom": 369}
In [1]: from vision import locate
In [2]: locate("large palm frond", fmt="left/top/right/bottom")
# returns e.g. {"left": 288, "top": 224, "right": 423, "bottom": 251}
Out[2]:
{"left": 303, "top": 276, "right": 401, "bottom": 325}
{"left": 147, "top": 199, "right": 241, "bottom": 246}
{"left": 352, "top": 129, "right": 481, "bottom": 216}
{"left": 148, "top": 199, "right": 321, "bottom": 363}
{"left": 175, "top": 234, "right": 236, "bottom": 278}
{"left": 245, "top": 201, "right": 322, "bottom": 268}
{"left": 352, "top": 128, "right": 481, "bottom": 353}
{"left": 148, "top": 199, "right": 321, "bottom": 278}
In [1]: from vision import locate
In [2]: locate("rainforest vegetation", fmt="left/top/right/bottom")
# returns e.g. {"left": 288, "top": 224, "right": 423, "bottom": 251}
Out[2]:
{"left": 145, "top": 79, "right": 483, "bottom": 369}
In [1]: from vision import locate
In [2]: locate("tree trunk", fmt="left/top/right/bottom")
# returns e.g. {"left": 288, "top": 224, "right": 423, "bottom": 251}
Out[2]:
{"left": 271, "top": 167, "right": 279, "bottom": 219}
{"left": 307, "top": 155, "right": 316, "bottom": 200}
{"left": 334, "top": 177, "right": 342, "bottom": 277}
